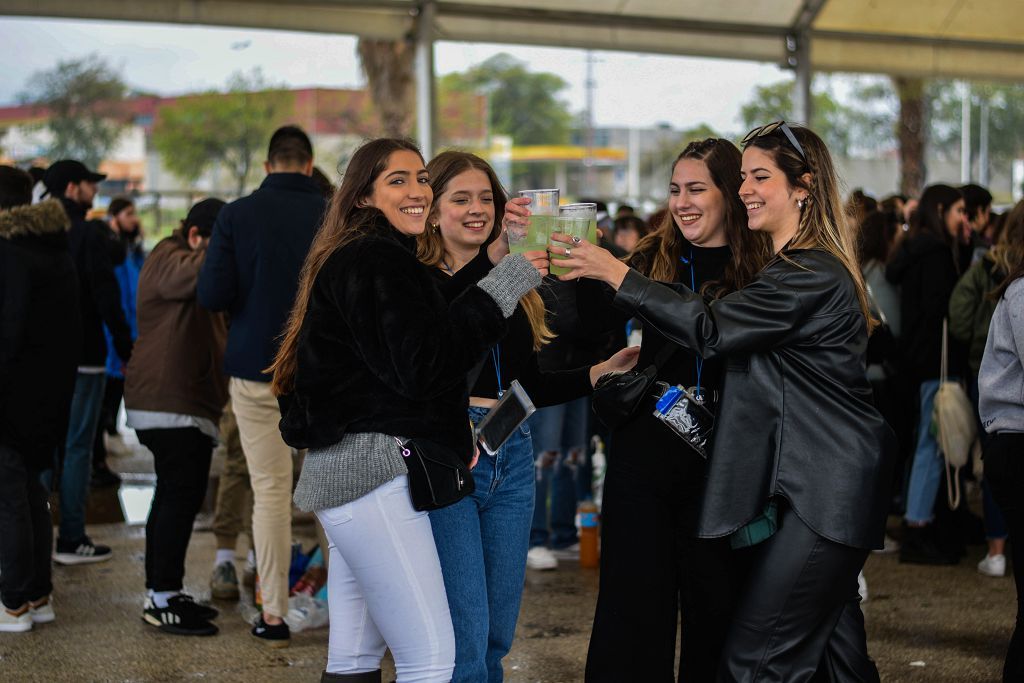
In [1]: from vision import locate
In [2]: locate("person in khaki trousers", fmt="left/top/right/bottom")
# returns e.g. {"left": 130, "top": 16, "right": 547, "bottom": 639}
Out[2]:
{"left": 198, "top": 126, "right": 325, "bottom": 647}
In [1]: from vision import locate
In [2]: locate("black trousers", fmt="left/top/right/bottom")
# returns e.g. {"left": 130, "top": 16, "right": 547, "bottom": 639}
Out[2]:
{"left": 585, "top": 437, "right": 747, "bottom": 682}
{"left": 720, "top": 505, "right": 878, "bottom": 683}
{"left": 137, "top": 428, "right": 214, "bottom": 592}
{"left": 984, "top": 432, "right": 1024, "bottom": 683}
{"left": 0, "top": 444, "right": 53, "bottom": 609}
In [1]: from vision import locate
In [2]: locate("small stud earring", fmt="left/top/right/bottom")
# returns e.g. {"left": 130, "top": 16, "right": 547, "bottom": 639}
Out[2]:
{"left": 797, "top": 197, "right": 807, "bottom": 211}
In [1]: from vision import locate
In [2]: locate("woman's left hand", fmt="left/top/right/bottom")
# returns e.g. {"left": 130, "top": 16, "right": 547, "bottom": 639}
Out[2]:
{"left": 588, "top": 346, "right": 641, "bottom": 387}
{"left": 549, "top": 232, "right": 631, "bottom": 289}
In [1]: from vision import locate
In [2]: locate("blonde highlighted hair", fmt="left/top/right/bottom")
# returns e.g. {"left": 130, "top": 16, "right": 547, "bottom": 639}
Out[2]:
{"left": 744, "top": 124, "right": 876, "bottom": 331}
{"left": 418, "top": 151, "right": 553, "bottom": 351}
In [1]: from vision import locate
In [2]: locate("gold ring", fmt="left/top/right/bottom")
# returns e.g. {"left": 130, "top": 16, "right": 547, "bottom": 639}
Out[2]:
{"left": 564, "top": 247, "right": 571, "bottom": 257}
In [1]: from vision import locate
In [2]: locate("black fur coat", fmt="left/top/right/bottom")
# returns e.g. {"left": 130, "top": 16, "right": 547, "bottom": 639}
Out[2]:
{"left": 279, "top": 214, "right": 508, "bottom": 457}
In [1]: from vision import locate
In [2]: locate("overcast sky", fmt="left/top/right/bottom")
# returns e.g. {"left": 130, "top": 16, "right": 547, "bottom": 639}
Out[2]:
{"left": 0, "top": 16, "right": 790, "bottom": 134}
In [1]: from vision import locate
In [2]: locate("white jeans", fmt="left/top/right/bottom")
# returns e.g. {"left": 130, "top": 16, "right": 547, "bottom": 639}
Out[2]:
{"left": 316, "top": 475, "right": 455, "bottom": 682}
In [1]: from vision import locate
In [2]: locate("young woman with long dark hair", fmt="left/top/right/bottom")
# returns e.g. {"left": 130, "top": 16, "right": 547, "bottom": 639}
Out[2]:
{"left": 417, "top": 151, "right": 637, "bottom": 683}
{"left": 550, "top": 123, "right": 892, "bottom": 681}
{"left": 886, "top": 184, "right": 969, "bottom": 565}
{"left": 268, "top": 138, "right": 543, "bottom": 682}
{"left": 504, "top": 138, "right": 774, "bottom": 681}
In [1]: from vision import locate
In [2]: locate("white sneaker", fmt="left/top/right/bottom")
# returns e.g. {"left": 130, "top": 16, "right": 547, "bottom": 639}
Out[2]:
{"left": 0, "top": 606, "right": 32, "bottom": 633}
{"left": 526, "top": 546, "right": 558, "bottom": 571}
{"left": 857, "top": 571, "right": 869, "bottom": 603}
{"left": 977, "top": 554, "right": 1007, "bottom": 577}
{"left": 29, "top": 596, "right": 55, "bottom": 624}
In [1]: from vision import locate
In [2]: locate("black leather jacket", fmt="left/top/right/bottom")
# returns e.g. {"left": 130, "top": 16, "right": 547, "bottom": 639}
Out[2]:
{"left": 614, "top": 249, "right": 893, "bottom": 550}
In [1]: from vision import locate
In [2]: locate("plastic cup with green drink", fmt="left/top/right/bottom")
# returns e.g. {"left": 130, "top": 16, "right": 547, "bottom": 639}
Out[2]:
{"left": 510, "top": 189, "right": 560, "bottom": 256}
{"left": 559, "top": 203, "right": 598, "bottom": 246}
{"left": 549, "top": 216, "right": 590, "bottom": 276}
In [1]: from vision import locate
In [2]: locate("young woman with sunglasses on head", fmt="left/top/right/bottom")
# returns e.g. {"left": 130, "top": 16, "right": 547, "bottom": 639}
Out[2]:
{"left": 550, "top": 122, "right": 893, "bottom": 681}
{"left": 269, "top": 139, "right": 544, "bottom": 683}
{"left": 418, "top": 151, "right": 638, "bottom": 683}
{"left": 504, "top": 138, "right": 773, "bottom": 681}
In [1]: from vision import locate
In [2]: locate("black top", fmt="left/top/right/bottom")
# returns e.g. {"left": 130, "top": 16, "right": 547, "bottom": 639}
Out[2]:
{"left": 63, "top": 197, "right": 133, "bottom": 366}
{"left": 198, "top": 173, "right": 326, "bottom": 381}
{"left": 885, "top": 233, "right": 967, "bottom": 382}
{"left": 278, "top": 214, "right": 509, "bottom": 456}
{"left": 616, "top": 249, "right": 894, "bottom": 550}
{"left": 431, "top": 250, "right": 593, "bottom": 408}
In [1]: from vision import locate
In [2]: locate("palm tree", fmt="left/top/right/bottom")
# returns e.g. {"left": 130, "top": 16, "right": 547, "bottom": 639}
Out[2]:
{"left": 357, "top": 38, "right": 415, "bottom": 137}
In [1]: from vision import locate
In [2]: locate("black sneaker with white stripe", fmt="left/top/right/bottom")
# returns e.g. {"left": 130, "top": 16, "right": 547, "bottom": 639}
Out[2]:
{"left": 143, "top": 596, "right": 218, "bottom": 636}
{"left": 53, "top": 536, "right": 112, "bottom": 565}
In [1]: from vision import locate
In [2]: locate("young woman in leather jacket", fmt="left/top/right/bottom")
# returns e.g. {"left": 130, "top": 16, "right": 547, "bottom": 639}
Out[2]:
{"left": 417, "top": 151, "right": 637, "bottom": 683}
{"left": 550, "top": 123, "right": 893, "bottom": 682}
{"left": 268, "top": 139, "right": 543, "bottom": 682}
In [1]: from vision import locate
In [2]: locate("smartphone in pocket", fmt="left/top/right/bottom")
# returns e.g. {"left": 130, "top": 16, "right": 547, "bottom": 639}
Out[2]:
{"left": 475, "top": 380, "right": 536, "bottom": 455}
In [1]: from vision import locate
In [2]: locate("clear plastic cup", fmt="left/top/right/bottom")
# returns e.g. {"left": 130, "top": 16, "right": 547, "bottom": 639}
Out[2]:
{"left": 559, "top": 202, "right": 598, "bottom": 244}
{"left": 550, "top": 216, "right": 590, "bottom": 276}
{"left": 512, "top": 189, "right": 560, "bottom": 255}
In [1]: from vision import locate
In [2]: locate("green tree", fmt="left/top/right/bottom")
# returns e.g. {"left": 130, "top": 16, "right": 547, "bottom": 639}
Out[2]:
{"left": 439, "top": 54, "right": 573, "bottom": 145}
{"left": 929, "top": 81, "right": 1024, "bottom": 174}
{"left": 20, "top": 54, "right": 128, "bottom": 168}
{"left": 739, "top": 77, "right": 893, "bottom": 158}
{"left": 152, "top": 70, "right": 292, "bottom": 195}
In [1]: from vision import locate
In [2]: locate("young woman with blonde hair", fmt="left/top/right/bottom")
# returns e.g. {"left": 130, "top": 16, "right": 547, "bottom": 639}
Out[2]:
{"left": 269, "top": 138, "right": 543, "bottom": 683}
{"left": 418, "top": 151, "right": 637, "bottom": 683}
{"left": 551, "top": 123, "right": 892, "bottom": 681}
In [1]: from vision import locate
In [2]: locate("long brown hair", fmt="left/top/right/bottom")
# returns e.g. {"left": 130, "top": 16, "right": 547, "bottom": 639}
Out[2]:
{"left": 630, "top": 138, "right": 772, "bottom": 296}
{"left": 989, "top": 199, "right": 1024, "bottom": 301}
{"left": 269, "top": 138, "right": 424, "bottom": 395}
{"left": 745, "top": 124, "right": 875, "bottom": 330}
{"left": 418, "top": 151, "right": 552, "bottom": 350}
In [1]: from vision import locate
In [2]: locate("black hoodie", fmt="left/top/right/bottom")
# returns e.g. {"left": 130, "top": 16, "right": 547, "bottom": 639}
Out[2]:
{"left": 0, "top": 200, "right": 82, "bottom": 468}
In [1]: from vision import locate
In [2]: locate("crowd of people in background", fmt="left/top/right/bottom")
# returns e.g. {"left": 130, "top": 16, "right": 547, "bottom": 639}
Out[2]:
{"left": 1, "top": 118, "right": 1022, "bottom": 683}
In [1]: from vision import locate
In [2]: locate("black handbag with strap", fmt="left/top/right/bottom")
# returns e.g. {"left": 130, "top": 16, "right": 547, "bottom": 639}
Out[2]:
{"left": 395, "top": 354, "right": 490, "bottom": 511}
{"left": 591, "top": 340, "right": 679, "bottom": 429}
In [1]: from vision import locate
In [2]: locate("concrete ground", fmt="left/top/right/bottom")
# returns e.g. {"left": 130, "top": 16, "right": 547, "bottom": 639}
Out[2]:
{"left": 0, "top": 440, "right": 1015, "bottom": 682}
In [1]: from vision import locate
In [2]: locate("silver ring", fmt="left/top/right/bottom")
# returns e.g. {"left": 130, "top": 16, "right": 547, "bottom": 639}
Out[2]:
{"left": 571, "top": 236, "right": 582, "bottom": 245}
{"left": 564, "top": 247, "right": 571, "bottom": 257}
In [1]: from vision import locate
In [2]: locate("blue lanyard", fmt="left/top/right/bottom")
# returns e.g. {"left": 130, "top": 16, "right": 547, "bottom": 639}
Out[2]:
{"left": 679, "top": 249, "right": 704, "bottom": 398}
{"left": 492, "top": 344, "right": 503, "bottom": 398}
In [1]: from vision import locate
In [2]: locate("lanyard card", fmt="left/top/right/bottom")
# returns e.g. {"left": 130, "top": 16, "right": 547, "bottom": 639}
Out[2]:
{"left": 475, "top": 380, "right": 536, "bottom": 455}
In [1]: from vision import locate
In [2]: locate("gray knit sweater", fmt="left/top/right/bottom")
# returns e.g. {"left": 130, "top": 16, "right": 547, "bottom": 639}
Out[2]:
{"left": 979, "top": 278, "right": 1024, "bottom": 435}
{"left": 292, "top": 253, "right": 540, "bottom": 512}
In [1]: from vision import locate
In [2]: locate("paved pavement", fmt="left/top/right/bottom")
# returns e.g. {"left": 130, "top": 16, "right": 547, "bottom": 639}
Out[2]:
{"left": 0, "top": 444, "right": 1015, "bottom": 682}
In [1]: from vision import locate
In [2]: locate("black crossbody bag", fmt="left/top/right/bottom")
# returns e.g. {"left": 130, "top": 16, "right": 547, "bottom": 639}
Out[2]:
{"left": 394, "top": 356, "right": 489, "bottom": 511}
{"left": 591, "top": 340, "right": 679, "bottom": 428}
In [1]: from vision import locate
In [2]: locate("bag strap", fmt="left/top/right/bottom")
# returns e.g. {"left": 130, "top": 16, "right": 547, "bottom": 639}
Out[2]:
{"left": 945, "top": 457, "right": 962, "bottom": 510}
{"left": 941, "top": 317, "right": 949, "bottom": 384}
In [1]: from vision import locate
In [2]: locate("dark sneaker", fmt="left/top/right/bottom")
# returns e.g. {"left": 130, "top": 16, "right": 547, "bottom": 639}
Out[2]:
{"left": 251, "top": 615, "right": 290, "bottom": 648}
{"left": 166, "top": 594, "right": 219, "bottom": 621}
{"left": 210, "top": 561, "right": 240, "bottom": 600}
{"left": 54, "top": 536, "right": 112, "bottom": 565}
{"left": 143, "top": 597, "right": 218, "bottom": 636}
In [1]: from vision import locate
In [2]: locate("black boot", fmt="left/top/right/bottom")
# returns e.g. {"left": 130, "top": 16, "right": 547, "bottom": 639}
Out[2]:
{"left": 321, "top": 671, "right": 382, "bottom": 682}
{"left": 899, "top": 523, "right": 958, "bottom": 565}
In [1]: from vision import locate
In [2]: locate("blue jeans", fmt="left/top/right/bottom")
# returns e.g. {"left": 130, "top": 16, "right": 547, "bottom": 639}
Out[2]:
{"left": 529, "top": 397, "right": 589, "bottom": 549}
{"left": 59, "top": 372, "right": 106, "bottom": 542}
{"left": 429, "top": 407, "right": 535, "bottom": 683}
{"left": 905, "top": 379, "right": 949, "bottom": 525}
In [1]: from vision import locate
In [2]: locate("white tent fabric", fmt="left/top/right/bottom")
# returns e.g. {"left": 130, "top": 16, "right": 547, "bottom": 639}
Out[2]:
{"left": 4, "top": 0, "right": 1024, "bottom": 80}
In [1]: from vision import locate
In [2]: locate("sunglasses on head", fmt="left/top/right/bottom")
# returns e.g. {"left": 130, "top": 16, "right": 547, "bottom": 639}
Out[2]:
{"left": 742, "top": 121, "right": 807, "bottom": 162}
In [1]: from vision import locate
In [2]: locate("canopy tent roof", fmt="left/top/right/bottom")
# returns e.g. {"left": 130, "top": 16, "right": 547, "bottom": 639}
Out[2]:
{"left": 5, "top": 0, "right": 1024, "bottom": 81}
